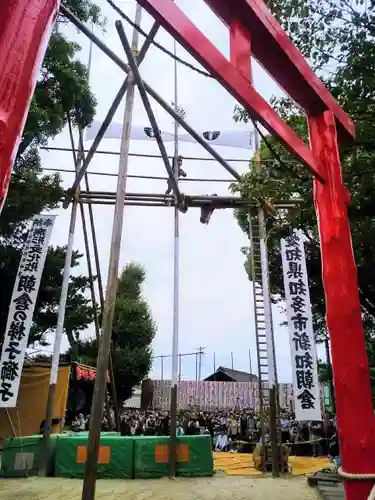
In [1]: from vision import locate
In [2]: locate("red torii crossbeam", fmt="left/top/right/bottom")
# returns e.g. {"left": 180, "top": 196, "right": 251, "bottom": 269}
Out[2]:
{"left": 135, "top": 1, "right": 375, "bottom": 499}
{"left": 0, "top": 0, "right": 374, "bottom": 498}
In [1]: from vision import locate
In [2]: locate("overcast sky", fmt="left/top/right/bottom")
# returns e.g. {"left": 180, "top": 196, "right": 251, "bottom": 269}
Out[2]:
{"left": 36, "top": 0, "right": 307, "bottom": 383}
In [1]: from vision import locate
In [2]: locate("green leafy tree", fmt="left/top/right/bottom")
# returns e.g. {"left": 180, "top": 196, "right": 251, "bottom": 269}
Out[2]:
{"left": 232, "top": 0, "right": 375, "bottom": 392}
{"left": 0, "top": 0, "right": 103, "bottom": 347}
{"left": 74, "top": 263, "right": 156, "bottom": 405}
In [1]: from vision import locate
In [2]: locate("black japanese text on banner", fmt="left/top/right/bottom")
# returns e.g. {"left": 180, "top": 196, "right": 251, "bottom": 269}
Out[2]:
{"left": 0, "top": 215, "right": 56, "bottom": 407}
{"left": 280, "top": 229, "right": 321, "bottom": 421}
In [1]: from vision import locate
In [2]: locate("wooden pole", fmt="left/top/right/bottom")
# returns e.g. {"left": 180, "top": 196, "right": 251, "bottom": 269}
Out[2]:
{"left": 81, "top": 6, "right": 142, "bottom": 500}
{"left": 269, "top": 387, "right": 280, "bottom": 477}
{"left": 168, "top": 36, "right": 181, "bottom": 478}
{"left": 68, "top": 122, "right": 113, "bottom": 430}
{"left": 324, "top": 335, "right": 336, "bottom": 414}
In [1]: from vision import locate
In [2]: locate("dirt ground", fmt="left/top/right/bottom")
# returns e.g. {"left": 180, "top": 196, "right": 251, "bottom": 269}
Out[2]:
{"left": 0, "top": 476, "right": 320, "bottom": 500}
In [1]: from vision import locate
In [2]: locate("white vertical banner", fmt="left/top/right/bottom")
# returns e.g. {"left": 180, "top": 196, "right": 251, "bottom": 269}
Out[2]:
{"left": 281, "top": 229, "right": 321, "bottom": 421}
{"left": 0, "top": 215, "right": 56, "bottom": 407}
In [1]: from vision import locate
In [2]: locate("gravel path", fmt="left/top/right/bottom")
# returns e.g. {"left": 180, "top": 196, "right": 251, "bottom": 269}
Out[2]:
{"left": 0, "top": 476, "right": 320, "bottom": 500}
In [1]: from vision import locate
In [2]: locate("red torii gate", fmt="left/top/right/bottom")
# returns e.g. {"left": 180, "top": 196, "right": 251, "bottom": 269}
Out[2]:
{"left": 0, "top": 0, "right": 374, "bottom": 498}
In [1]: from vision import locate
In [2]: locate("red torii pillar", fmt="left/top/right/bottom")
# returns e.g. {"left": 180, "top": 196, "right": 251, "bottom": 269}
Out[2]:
{"left": 0, "top": 0, "right": 59, "bottom": 212}
{"left": 310, "top": 111, "right": 375, "bottom": 499}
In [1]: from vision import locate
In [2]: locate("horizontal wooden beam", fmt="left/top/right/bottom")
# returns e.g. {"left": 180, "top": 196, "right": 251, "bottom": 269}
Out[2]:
{"left": 137, "top": 0, "right": 326, "bottom": 182}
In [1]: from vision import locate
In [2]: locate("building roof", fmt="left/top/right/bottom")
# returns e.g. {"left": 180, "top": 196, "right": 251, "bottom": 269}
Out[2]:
{"left": 204, "top": 366, "right": 257, "bottom": 382}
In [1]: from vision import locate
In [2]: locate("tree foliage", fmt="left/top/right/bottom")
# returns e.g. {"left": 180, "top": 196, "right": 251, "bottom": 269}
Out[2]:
{"left": 74, "top": 263, "right": 156, "bottom": 404}
{"left": 0, "top": 0, "right": 103, "bottom": 347}
{"left": 232, "top": 0, "right": 375, "bottom": 371}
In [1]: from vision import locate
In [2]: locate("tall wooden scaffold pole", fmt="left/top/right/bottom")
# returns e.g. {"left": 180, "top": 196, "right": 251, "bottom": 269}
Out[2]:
{"left": 81, "top": 5, "right": 142, "bottom": 499}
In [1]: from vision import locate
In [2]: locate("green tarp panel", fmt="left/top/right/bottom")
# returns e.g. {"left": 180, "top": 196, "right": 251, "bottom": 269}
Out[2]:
{"left": 177, "top": 435, "right": 213, "bottom": 477}
{"left": 133, "top": 436, "right": 170, "bottom": 479}
{"left": 54, "top": 435, "right": 133, "bottom": 478}
{"left": 0, "top": 434, "right": 62, "bottom": 477}
{"left": 133, "top": 435, "right": 213, "bottom": 479}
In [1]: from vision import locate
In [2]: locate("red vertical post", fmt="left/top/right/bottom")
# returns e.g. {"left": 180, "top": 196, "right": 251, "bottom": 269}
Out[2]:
{"left": 310, "top": 110, "right": 375, "bottom": 500}
{"left": 230, "top": 19, "right": 252, "bottom": 82}
{"left": 0, "top": 0, "right": 60, "bottom": 212}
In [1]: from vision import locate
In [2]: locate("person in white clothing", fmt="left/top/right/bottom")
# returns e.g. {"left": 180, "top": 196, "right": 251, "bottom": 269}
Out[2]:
{"left": 215, "top": 429, "right": 231, "bottom": 451}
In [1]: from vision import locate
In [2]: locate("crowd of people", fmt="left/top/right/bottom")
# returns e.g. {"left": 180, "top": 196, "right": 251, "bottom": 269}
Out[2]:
{"left": 69, "top": 407, "right": 339, "bottom": 458}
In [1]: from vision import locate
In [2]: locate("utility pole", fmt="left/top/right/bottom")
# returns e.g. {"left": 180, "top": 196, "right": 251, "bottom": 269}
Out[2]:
{"left": 153, "top": 350, "right": 203, "bottom": 382}
{"left": 248, "top": 348, "right": 253, "bottom": 376}
{"left": 197, "top": 346, "right": 205, "bottom": 381}
{"left": 81, "top": 6, "right": 142, "bottom": 500}
{"left": 231, "top": 351, "right": 234, "bottom": 371}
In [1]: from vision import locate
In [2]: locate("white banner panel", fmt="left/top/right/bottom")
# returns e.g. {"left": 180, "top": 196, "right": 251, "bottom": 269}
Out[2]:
{"left": 85, "top": 120, "right": 254, "bottom": 149}
{"left": 179, "top": 129, "right": 253, "bottom": 149}
{"left": 85, "top": 121, "right": 175, "bottom": 142}
{"left": 0, "top": 215, "right": 56, "bottom": 407}
{"left": 281, "top": 230, "right": 321, "bottom": 421}
{"left": 148, "top": 380, "right": 293, "bottom": 411}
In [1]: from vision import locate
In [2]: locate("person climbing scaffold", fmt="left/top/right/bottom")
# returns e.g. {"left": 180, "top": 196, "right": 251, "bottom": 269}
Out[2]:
{"left": 165, "top": 155, "right": 186, "bottom": 195}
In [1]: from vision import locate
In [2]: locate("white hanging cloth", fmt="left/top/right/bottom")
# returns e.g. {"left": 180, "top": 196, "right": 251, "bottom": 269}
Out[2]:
{"left": 85, "top": 120, "right": 254, "bottom": 150}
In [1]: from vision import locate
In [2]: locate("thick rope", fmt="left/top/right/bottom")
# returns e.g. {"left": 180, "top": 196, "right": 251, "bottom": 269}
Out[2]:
{"left": 338, "top": 467, "right": 375, "bottom": 500}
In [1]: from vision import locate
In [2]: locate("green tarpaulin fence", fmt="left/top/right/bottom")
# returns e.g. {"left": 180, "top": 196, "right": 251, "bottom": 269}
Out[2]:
{"left": 54, "top": 434, "right": 133, "bottom": 478}
{"left": 0, "top": 434, "right": 66, "bottom": 477}
{"left": 178, "top": 435, "right": 213, "bottom": 477}
{"left": 1, "top": 433, "right": 213, "bottom": 479}
{"left": 133, "top": 435, "right": 213, "bottom": 479}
